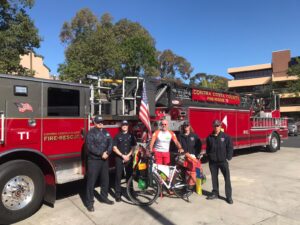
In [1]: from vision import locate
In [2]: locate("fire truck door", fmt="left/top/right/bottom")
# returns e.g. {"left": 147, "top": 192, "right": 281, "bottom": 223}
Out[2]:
{"left": 2, "top": 82, "right": 42, "bottom": 149}
{"left": 42, "top": 85, "right": 87, "bottom": 157}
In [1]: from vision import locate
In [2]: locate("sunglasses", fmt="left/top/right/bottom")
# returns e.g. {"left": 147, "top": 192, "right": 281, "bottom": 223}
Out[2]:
{"left": 161, "top": 123, "right": 167, "bottom": 126}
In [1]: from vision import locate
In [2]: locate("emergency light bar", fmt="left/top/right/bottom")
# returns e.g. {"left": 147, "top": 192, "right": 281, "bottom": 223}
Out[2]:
{"left": 14, "top": 85, "right": 28, "bottom": 96}
{"left": 86, "top": 74, "right": 99, "bottom": 80}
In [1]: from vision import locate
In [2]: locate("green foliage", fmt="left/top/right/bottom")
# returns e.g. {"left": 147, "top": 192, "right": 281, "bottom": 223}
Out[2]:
{"left": 190, "top": 73, "right": 228, "bottom": 90}
{"left": 59, "top": 11, "right": 157, "bottom": 82}
{"left": 158, "top": 50, "right": 193, "bottom": 80}
{"left": 60, "top": 8, "right": 98, "bottom": 44}
{"left": 288, "top": 58, "right": 300, "bottom": 75}
{"left": 0, "top": 0, "right": 40, "bottom": 75}
{"left": 59, "top": 9, "right": 232, "bottom": 87}
{"left": 287, "top": 57, "right": 300, "bottom": 94}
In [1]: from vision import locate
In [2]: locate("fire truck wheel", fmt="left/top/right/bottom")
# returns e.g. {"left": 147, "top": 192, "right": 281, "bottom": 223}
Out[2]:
{"left": 0, "top": 160, "right": 45, "bottom": 224}
{"left": 266, "top": 133, "right": 280, "bottom": 152}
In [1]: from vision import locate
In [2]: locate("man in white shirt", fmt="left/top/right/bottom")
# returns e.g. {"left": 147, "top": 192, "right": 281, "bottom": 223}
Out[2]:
{"left": 149, "top": 120, "right": 183, "bottom": 165}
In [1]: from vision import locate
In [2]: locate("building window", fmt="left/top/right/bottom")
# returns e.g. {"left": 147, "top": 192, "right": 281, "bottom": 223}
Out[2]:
{"left": 47, "top": 87, "right": 80, "bottom": 116}
{"left": 233, "top": 69, "right": 272, "bottom": 80}
{"left": 280, "top": 97, "right": 300, "bottom": 106}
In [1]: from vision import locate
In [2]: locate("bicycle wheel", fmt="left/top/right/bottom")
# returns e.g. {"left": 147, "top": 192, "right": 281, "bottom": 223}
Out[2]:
{"left": 127, "top": 173, "right": 161, "bottom": 206}
{"left": 172, "top": 169, "right": 193, "bottom": 199}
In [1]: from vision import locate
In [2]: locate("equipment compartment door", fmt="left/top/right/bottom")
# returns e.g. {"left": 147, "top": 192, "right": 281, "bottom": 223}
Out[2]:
{"left": 220, "top": 111, "right": 238, "bottom": 147}
{"left": 235, "top": 111, "right": 250, "bottom": 148}
{"left": 189, "top": 108, "right": 221, "bottom": 150}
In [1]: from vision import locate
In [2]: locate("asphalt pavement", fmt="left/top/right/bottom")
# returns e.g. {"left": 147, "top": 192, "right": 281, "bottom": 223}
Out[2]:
{"left": 15, "top": 140, "right": 300, "bottom": 225}
{"left": 282, "top": 135, "right": 300, "bottom": 148}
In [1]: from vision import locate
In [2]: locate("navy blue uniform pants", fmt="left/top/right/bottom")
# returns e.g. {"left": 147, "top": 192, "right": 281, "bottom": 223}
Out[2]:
{"left": 86, "top": 159, "right": 109, "bottom": 207}
{"left": 115, "top": 157, "right": 132, "bottom": 197}
{"left": 209, "top": 161, "right": 232, "bottom": 199}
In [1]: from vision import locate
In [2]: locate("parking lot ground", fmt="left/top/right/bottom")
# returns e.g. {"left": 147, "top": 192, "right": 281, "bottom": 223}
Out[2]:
{"left": 16, "top": 145, "right": 300, "bottom": 225}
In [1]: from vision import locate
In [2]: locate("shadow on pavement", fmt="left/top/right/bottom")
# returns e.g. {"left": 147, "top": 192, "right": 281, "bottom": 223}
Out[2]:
{"left": 55, "top": 177, "right": 181, "bottom": 225}
{"left": 138, "top": 205, "right": 176, "bottom": 225}
{"left": 233, "top": 147, "right": 263, "bottom": 157}
{"left": 56, "top": 180, "right": 85, "bottom": 200}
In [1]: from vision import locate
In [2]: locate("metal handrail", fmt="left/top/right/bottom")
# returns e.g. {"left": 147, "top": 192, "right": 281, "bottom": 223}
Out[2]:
{"left": 0, "top": 111, "right": 4, "bottom": 144}
{"left": 251, "top": 117, "right": 287, "bottom": 128}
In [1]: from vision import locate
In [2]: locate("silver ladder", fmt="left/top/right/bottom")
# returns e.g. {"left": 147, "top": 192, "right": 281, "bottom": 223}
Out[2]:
{"left": 90, "top": 78, "right": 113, "bottom": 116}
{"left": 89, "top": 76, "right": 144, "bottom": 116}
{"left": 121, "top": 77, "right": 144, "bottom": 115}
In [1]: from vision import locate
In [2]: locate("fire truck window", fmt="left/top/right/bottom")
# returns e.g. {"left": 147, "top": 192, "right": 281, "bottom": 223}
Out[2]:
{"left": 47, "top": 88, "right": 80, "bottom": 117}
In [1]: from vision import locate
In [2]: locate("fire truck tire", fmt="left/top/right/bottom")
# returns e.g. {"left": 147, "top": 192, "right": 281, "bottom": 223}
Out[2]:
{"left": 0, "top": 160, "right": 45, "bottom": 224}
{"left": 266, "top": 133, "right": 280, "bottom": 152}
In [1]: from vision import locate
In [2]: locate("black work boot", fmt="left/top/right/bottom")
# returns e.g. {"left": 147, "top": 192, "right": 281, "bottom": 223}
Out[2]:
{"left": 226, "top": 198, "right": 233, "bottom": 204}
{"left": 87, "top": 206, "right": 94, "bottom": 212}
{"left": 115, "top": 195, "right": 121, "bottom": 202}
{"left": 206, "top": 194, "right": 218, "bottom": 200}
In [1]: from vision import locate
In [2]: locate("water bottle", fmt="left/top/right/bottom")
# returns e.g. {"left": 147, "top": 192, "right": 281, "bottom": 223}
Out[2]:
{"left": 160, "top": 171, "right": 167, "bottom": 181}
{"left": 138, "top": 178, "right": 146, "bottom": 190}
{"left": 195, "top": 168, "right": 202, "bottom": 195}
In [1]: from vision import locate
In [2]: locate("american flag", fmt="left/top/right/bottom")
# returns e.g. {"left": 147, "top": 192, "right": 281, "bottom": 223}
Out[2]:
{"left": 15, "top": 102, "right": 33, "bottom": 113}
{"left": 139, "top": 82, "right": 152, "bottom": 139}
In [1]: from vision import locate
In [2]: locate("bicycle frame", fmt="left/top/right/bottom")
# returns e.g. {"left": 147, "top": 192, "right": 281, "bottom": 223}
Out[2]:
{"left": 135, "top": 144, "right": 188, "bottom": 191}
{"left": 128, "top": 147, "right": 193, "bottom": 205}
{"left": 152, "top": 164, "right": 178, "bottom": 189}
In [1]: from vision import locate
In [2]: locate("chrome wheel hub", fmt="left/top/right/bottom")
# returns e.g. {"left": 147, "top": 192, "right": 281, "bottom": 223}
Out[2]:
{"left": 271, "top": 137, "right": 278, "bottom": 149}
{"left": 2, "top": 176, "right": 34, "bottom": 210}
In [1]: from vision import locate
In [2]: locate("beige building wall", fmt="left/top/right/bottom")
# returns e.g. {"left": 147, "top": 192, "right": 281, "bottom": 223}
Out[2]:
{"left": 228, "top": 77, "right": 271, "bottom": 88}
{"left": 227, "top": 50, "right": 300, "bottom": 118}
{"left": 20, "top": 52, "right": 51, "bottom": 79}
{"left": 227, "top": 63, "right": 272, "bottom": 74}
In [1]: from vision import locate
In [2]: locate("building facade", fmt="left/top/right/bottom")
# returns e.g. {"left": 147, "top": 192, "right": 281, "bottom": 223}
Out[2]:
{"left": 228, "top": 50, "right": 300, "bottom": 120}
{"left": 20, "top": 52, "right": 51, "bottom": 79}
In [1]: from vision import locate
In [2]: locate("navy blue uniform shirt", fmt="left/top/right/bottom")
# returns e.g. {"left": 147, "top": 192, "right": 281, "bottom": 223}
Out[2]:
{"left": 206, "top": 131, "right": 233, "bottom": 162}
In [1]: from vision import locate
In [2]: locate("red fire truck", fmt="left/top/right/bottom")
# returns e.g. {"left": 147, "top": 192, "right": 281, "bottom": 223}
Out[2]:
{"left": 0, "top": 74, "right": 287, "bottom": 223}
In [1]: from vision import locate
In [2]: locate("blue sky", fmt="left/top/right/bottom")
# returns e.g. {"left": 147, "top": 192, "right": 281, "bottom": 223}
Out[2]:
{"left": 28, "top": 0, "right": 300, "bottom": 79}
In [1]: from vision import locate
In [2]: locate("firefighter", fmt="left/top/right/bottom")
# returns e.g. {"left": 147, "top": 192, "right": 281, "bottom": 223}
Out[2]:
{"left": 178, "top": 121, "right": 202, "bottom": 189}
{"left": 206, "top": 119, "right": 234, "bottom": 204}
{"left": 85, "top": 116, "right": 114, "bottom": 212}
{"left": 113, "top": 120, "right": 137, "bottom": 202}
{"left": 178, "top": 122, "right": 202, "bottom": 157}
{"left": 149, "top": 119, "right": 183, "bottom": 165}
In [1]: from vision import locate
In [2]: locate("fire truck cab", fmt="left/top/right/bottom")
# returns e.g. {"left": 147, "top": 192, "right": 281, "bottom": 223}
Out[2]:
{"left": 0, "top": 74, "right": 92, "bottom": 224}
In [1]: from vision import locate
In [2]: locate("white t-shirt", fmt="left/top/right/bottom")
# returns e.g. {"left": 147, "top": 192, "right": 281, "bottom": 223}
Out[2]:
{"left": 152, "top": 130, "right": 178, "bottom": 153}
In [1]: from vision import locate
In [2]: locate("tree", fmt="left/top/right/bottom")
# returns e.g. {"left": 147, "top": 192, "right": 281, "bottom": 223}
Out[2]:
{"left": 287, "top": 57, "right": 300, "bottom": 94}
{"left": 113, "top": 19, "right": 157, "bottom": 78}
{"left": 189, "top": 73, "right": 228, "bottom": 90}
{"left": 157, "top": 49, "right": 193, "bottom": 80}
{"left": 60, "top": 8, "right": 98, "bottom": 44}
{"left": 59, "top": 11, "right": 157, "bottom": 81}
{"left": 59, "top": 10, "right": 119, "bottom": 82}
{"left": 0, "top": 0, "right": 41, "bottom": 75}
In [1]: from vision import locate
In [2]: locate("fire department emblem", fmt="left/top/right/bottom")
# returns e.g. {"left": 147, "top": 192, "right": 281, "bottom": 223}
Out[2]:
{"left": 15, "top": 102, "right": 33, "bottom": 113}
